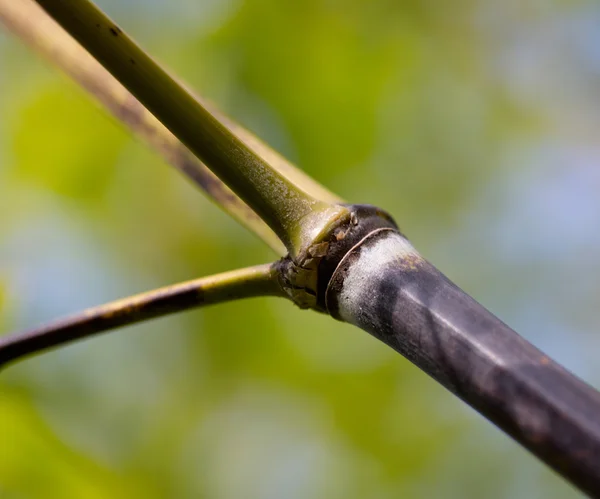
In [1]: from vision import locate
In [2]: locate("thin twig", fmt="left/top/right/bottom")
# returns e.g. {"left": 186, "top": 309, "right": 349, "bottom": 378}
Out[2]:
{"left": 0, "top": 263, "right": 284, "bottom": 369}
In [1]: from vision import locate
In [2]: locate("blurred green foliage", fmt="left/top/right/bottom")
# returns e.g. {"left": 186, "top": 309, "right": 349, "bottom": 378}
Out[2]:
{"left": 12, "top": 83, "right": 127, "bottom": 200}
{"left": 1, "top": 0, "right": 600, "bottom": 497}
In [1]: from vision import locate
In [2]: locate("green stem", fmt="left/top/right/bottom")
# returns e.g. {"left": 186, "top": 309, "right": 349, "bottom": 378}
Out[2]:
{"left": 0, "top": 263, "right": 285, "bottom": 369}
{"left": 32, "top": 0, "right": 346, "bottom": 255}
{"left": 0, "top": 0, "right": 285, "bottom": 255}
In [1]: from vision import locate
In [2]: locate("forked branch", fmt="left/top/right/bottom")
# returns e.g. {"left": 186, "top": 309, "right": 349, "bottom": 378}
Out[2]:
{"left": 3, "top": 0, "right": 600, "bottom": 496}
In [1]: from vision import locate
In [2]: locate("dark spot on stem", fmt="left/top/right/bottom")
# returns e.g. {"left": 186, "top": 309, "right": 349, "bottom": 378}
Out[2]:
{"left": 109, "top": 26, "right": 122, "bottom": 36}
{"left": 129, "top": 58, "right": 136, "bottom": 65}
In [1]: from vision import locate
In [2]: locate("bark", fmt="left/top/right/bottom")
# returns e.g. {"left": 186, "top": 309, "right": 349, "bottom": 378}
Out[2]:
{"left": 326, "top": 229, "right": 600, "bottom": 497}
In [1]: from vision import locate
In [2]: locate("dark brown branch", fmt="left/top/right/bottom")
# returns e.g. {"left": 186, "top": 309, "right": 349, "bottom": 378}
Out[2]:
{"left": 326, "top": 229, "right": 600, "bottom": 497}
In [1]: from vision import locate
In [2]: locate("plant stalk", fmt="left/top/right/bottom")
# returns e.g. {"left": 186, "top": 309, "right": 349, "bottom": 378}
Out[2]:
{"left": 326, "top": 229, "right": 600, "bottom": 498}
{"left": 0, "top": 0, "right": 286, "bottom": 255}
{"left": 31, "top": 0, "right": 346, "bottom": 255}
{"left": 6, "top": 2, "right": 600, "bottom": 496}
{"left": 0, "top": 263, "right": 284, "bottom": 370}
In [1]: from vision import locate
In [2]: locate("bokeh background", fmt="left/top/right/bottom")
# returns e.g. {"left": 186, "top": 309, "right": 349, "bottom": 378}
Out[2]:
{"left": 1, "top": 0, "right": 600, "bottom": 497}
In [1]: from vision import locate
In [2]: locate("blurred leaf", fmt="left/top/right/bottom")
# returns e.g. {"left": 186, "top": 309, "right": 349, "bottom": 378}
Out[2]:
{"left": 209, "top": 0, "right": 405, "bottom": 180}
{"left": 0, "top": 390, "right": 150, "bottom": 499}
{"left": 10, "top": 81, "right": 129, "bottom": 201}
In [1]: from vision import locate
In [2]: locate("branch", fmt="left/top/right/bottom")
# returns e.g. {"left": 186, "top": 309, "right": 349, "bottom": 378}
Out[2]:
{"left": 326, "top": 228, "right": 600, "bottom": 497}
{"left": 6, "top": 1, "right": 600, "bottom": 495}
{"left": 0, "top": 263, "right": 284, "bottom": 370}
{"left": 30, "top": 0, "right": 347, "bottom": 255}
{"left": 0, "top": 0, "right": 285, "bottom": 255}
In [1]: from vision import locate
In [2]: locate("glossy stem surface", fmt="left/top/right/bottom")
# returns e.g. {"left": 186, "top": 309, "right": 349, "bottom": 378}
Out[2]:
{"left": 328, "top": 230, "right": 600, "bottom": 497}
